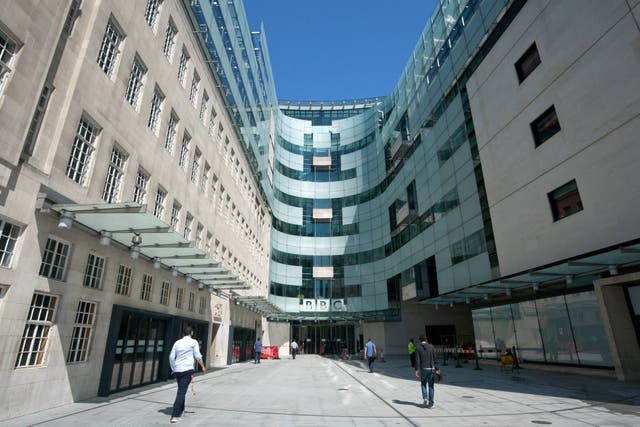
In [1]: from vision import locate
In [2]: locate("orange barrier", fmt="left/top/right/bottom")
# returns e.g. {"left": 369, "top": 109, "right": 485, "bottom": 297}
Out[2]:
{"left": 260, "top": 346, "right": 280, "bottom": 359}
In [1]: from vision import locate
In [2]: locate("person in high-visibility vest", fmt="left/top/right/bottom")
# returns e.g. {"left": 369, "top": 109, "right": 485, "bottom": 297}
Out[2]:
{"left": 408, "top": 339, "right": 417, "bottom": 368}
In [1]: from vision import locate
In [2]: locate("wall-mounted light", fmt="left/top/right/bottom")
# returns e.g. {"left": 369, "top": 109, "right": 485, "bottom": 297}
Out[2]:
{"left": 565, "top": 275, "right": 573, "bottom": 285}
{"left": 99, "top": 230, "right": 112, "bottom": 246}
{"left": 198, "top": 282, "right": 204, "bottom": 290}
{"left": 186, "top": 276, "right": 193, "bottom": 284}
{"left": 171, "top": 267, "right": 179, "bottom": 277}
{"left": 505, "top": 288, "right": 511, "bottom": 296}
{"left": 449, "top": 302, "right": 454, "bottom": 308}
{"left": 465, "top": 297, "right": 470, "bottom": 304}
{"left": 532, "top": 283, "right": 539, "bottom": 292}
{"left": 608, "top": 265, "right": 618, "bottom": 275}
{"left": 483, "top": 293, "right": 489, "bottom": 301}
{"left": 57, "top": 210, "right": 75, "bottom": 229}
{"left": 130, "top": 233, "right": 142, "bottom": 259}
{"left": 153, "top": 257, "right": 161, "bottom": 269}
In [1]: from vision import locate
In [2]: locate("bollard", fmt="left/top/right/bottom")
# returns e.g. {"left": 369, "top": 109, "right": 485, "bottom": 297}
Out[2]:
{"left": 443, "top": 346, "right": 448, "bottom": 366}
{"left": 455, "top": 347, "right": 462, "bottom": 368}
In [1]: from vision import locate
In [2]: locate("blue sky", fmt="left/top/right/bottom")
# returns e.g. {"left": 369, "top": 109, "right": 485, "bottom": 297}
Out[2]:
{"left": 243, "top": 1, "right": 438, "bottom": 101}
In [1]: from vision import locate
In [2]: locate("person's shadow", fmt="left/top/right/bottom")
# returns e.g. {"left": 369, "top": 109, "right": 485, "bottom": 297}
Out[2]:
{"left": 159, "top": 408, "right": 195, "bottom": 415}
{"left": 392, "top": 399, "right": 424, "bottom": 408}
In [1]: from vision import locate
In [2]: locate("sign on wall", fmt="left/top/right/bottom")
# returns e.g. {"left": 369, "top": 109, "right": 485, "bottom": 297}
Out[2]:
{"left": 299, "top": 299, "right": 347, "bottom": 312}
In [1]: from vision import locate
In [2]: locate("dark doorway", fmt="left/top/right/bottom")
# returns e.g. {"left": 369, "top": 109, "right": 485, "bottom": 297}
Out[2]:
{"left": 425, "top": 324, "right": 457, "bottom": 346}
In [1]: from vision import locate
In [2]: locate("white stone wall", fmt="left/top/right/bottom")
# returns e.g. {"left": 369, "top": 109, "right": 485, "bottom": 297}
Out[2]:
{"left": 467, "top": 0, "right": 640, "bottom": 276}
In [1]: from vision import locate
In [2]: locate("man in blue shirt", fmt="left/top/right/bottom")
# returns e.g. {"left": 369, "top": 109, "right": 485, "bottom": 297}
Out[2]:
{"left": 169, "top": 326, "right": 206, "bottom": 423}
{"left": 364, "top": 338, "right": 377, "bottom": 373}
{"left": 254, "top": 337, "right": 263, "bottom": 364}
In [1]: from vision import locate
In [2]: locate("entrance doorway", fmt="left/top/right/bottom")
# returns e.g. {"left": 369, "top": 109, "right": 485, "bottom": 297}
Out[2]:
{"left": 292, "top": 323, "right": 355, "bottom": 355}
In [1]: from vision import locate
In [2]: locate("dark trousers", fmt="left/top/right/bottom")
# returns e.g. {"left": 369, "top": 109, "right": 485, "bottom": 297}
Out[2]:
{"left": 172, "top": 369, "right": 194, "bottom": 417}
{"left": 410, "top": 353, "right": 416, "bottom": 368}
{"left": 292, "top": 348, "right": 297, "bottom": 359}
{"left": 368, "top": 356, "right": 375, "bottom": 372}
{"left": 255, "top": 351, "right": 261, "bottom": 363}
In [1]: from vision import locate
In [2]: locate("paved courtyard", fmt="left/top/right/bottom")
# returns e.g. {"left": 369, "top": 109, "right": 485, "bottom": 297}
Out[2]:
{"left": 2, "top": 355, "right": 639, "bottom": 426}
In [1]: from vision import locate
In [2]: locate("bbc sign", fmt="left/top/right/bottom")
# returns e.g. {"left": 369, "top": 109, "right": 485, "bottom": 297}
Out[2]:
{"left": 299, "top": 299, "right": 347, "bottom": 312}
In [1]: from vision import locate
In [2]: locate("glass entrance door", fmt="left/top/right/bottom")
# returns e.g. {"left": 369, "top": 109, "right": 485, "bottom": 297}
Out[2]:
{"left": 110, "top": 313, "right": 166, "bottom": 393}
{"left": 293, "top": 323, "right": 354, "bottom": 355}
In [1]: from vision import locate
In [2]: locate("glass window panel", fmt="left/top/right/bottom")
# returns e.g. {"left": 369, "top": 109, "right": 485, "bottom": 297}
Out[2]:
{"left": 511, "top": 301, "right": 545, "bottom": 362}
{"left": 536, "top": 295, "right": 578, "bottom": 364}
{"left": 491, "top": 305, "right": 517, "bottom": 354}
{"left": 472, "top": 307, "right": 495, "bottom": 355}
{"left": 565, "top": 291, "right": 613, "bottom": 367}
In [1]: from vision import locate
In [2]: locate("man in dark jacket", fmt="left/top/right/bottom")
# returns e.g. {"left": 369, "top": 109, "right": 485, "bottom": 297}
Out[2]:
{"left": 415, "top": 335, "right": 437, "bottom": 408}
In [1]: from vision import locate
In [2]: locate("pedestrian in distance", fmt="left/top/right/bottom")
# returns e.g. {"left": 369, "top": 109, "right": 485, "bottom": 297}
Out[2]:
{"left": 415, "top": 335, "right": 437, "bottom": 408}
{"left": 169, "top": 326, "right": 206, "bottom": 423}
{"left": 291, "top": 339, "right": 299, "bottom": 359}
{"left": 408, "top": 338, "right": 416, "bottom": 368}
{"left": 254, "top": 337, "right": 263, "bottom": 364}
{"left": 364, "top": 337, "right": 377, "bottom": 373}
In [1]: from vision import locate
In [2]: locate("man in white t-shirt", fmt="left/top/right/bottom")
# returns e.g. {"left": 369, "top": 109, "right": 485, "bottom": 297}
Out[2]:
{"left": 169, "top": 326, "right": 206, "bottom": 423}
{"left": 291, "top": 340, "right": 299, "bottom": 359}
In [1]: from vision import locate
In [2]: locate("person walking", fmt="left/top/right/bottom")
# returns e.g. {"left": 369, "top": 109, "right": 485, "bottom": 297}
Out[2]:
{"left": 291, "top": 339, "right": 299, "bottom": 359}
{"left": 364, "top": 337, "right": 377, "bottom": 373}
{"left": 415, "top": 335, "right": 437, "bottom": 408}
{"left": 408, "top": 338, "right": 416, "bottom": 368}
{"left": 254, "top": 337, "right": 263, "bottom": 364}
{"left": 169, "top": 326, "right": 206, "bottom": 423}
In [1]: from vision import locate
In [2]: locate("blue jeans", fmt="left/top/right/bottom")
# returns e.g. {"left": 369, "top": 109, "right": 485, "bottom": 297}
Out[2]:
{"left": 255, "top": 352, "right": 261, "bottom": 363}
{"left": 368, "top": 356, "right": 375, "bottom": 372}
{"left": 420, "top": 369, "right": 435, "bottom": 405}
{"left": 172, "top": 369, "right": 194, "bottom": 417}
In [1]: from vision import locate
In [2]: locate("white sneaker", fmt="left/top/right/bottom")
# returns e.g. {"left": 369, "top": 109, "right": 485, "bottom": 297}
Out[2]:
{"left": 170, "top": 417, "right": 180, "bottom": 423}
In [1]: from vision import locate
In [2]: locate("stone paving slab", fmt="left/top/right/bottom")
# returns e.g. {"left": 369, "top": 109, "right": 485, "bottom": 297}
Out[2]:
{"left": 1, "top": 355, "right": 639, "bottom": 426}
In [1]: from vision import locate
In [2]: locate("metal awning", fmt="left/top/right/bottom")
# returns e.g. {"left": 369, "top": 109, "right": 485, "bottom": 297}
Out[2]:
{"left": 420, "top": 240, "right": 640, "bottom": 306}
{"left": 51, "top": 202, "right": 250, "bottom": 291}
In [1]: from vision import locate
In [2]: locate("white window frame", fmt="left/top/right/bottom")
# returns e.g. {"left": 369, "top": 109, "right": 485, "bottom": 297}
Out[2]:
{"left": 0, "top": 29, "right": 19, "bottom": 92}
{"left": 67, "top": 300, "right": 97, "bottom": 363}
{"left": 153, "top": 187, "right": 166, "bottom": 219}
{"left": 133, "top": 168, "right": 149, "bottom": 204}
{"left": 195, "top": 224, "right": 203, "bottom": 249}
{"left": 198, "top": 295, "right": 206, "bottom": 315}
{"left": 15, "top": 292, "right": 59, "bottom": 368}
{"left": 125, "top": 57, "right": 146, "bottom": 109}
{"left": 199, "top": 91, "right": 209, "bottom": 122}
{"left": 183, "top": 213, "right": 193, "bottom": 240}
{"left": 188, "top": 291, "right": 195, "bottom": 312}
{"left": 147, "top": 87, "right": 164, "bottom": 134}
{"left": 39, "top": 236, "right": 70, "bottom": 281}
{"left": 170, "top": 202, "right": 181, "bottom": 231}
{"left": 102, "top": 146, "right": 127, "bottom": 203}
{"left": 140, "top": 273, "right": 154, "bottom": 301}
{"left": 200, "top": 164, "right": 210, "bottom": 194}
{"left": 177, "top": 48, "right": 189, "bottom": 85}
{"left": 160, "top": 281, "right": 171, "bottom": 306}
{"left": 66, "top": 117, "right": 100, "bottom": 185}
{"left": 164, "top": 111, "right": 179, "bottom": 153}
{"left": 175, "top": 287, "right": 184, "bottom": 309}
{"left": 0, "top": 218, "right": 21, "bottom": 268}
{"left": 190, "top": 148, "right": 201, "bottom": 183}
{"left": 97, "top": 19, "right": 124, "bottom": 78}
{"left": 178, "top": 132, "right": 190, "bottom": 169}
{"left": 83, "top": 253, "right": 106, "bottom": 289}
{"left": 115, "top": 264, "right": 132, "bottom": 296}
{"left": 188, "top": 70, "right": 199, "bottom": 105}
{"left": 162, "top": 20, "right": 177, "bottom": 60}
{"left": 144, "top": 0, "right": 161, "bottom": 29}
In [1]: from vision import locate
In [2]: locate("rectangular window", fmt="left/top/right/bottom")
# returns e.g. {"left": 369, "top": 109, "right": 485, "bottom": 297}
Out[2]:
{"left": 153, "top": 187, "right": 166, "bottom": 219}
{"left": 198, "top": 295, "right": 206, "bottom": 315}
{"left": 188, "top": 292, "right": 195, "bottom": 312}
{"left": 515, "top": 42, "right": 541, "bottom": 83}
{"left": 97, "top": 19, "right": 124, "bottom": 78}
{"left": 190, "top": 148, "right": 201, "bottom": 183}
{"left": 201, "top": 164, "right": 210, "bottom": 194}
{"left": 15, "top": 293, "right": 58, "bottom": 368}
{"left": 199, "top": 91, "right": 209, "bottom": 122}
{"left": 160, "top": 281, "right": 171, "bottom": 305}
{"left": 67, "top": 301, "right": 97, "bottom": 363}
{"left": 175, "top": 287, "right": 184, "bottom": 309}
{"left": 39, "top": 237, "right": 70, "bottom": 280}
{"left": 548, "top": 179, "right": 583, "bottom": 221}
{"left": 0, "top": 219, "right": 21, "bottom": 268}
{"left": 162, "top": 21, "right": 177, "bottom": 60}
{"left": 183, "top": 213, "right": 193, "bottom": 240}
{"left": 178, "top": 132, "right": 190, "bottom": 168}
{"left": 83, "top": 253, "right": 105, "bottom": 289}
{"left": 102, "top": 146, "right": 127, "bottom": 203}
{"left": 140, "top": 273, "right": 153, "bottom": 301}
{"left": 125, "top": 57, "right": 146, "bottom": 109}
{"left": 144, "top": 0, "right": 161, "bottom": 29}
{"left": 133, "top": 168, "right": 149, "bottom": 203}
{"left": 164, "top": 111, "right": 179, "bottom": 153}
{"left": 170, "top": 202, "right": 181, "bottom": 231}
{"left": 147, "top": 87, "right": 164, "bottom": 133}
{"left": 195, "top": 224, "right": 203, "bottom": 249}
{"left": 531, "top": 105, "right": 561, "bottom": 147}
{"left": 177, "top": 48, "right": 189, "bottom": 85}
{"left": 188, "top": 71, "right": 200, "bottom": 105}
{"left": 66, "top": 117, "right": 100, "bottom": 185}
{"left": 115, "top": 264, "right": 132, "bottom": 296}
{"left": 0, "top": 29, "right": 18, "bottom": 91}
{"left": 208, "top": 108, "right": 217, "bottom": 136}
